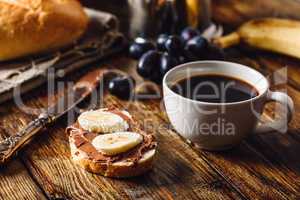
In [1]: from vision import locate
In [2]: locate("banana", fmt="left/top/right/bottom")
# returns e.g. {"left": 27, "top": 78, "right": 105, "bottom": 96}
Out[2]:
{"left": 186, "top": 0, "right": 200, "bottom": 28}
{"left": 213, "top": 18, "right": 300, "bottom": 59}
{"left": 92, "top": 132, "right": 143, "bottom": 156}
{"left": 78, "top": 110, "right": 129, "bottom": 133}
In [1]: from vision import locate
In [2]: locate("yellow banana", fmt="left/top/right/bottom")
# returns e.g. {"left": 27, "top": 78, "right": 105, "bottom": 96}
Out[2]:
{"left": 213, "top": 18, "right": 300, "bottom": 59}
{"left": 186, "top": 0, "right": 200, "bottom": 28}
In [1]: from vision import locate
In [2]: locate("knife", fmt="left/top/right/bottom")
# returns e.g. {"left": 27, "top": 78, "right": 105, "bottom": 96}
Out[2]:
{"left": 0, "top": 68, "right": 108, "bottom": 164}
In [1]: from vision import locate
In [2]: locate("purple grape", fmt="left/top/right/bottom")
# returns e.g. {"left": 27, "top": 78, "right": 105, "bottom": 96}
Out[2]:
{"left": 181, "top": 27, "right": 200, "bottom": 43}
{"left": 129, "top": 38, "right": 155, "bottom": 59}
{"left": 108, "top": 76, "right": 135, "bottom": 100}
{"left": 165, "top": 35, "right": 183, "bottom": 56}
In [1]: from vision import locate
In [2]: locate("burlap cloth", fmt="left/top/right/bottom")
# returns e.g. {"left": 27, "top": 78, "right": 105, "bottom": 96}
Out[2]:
{"left": 0, "top": 8, "right": 126, "bottom": 103}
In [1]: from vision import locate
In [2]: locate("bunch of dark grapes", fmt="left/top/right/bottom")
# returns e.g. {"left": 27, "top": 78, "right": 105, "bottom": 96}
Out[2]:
{"left": 108, "top": 27, "right": 224, "bottom": 99}
{"left": 129, "top": 27, "right": 224, "bottom": 84}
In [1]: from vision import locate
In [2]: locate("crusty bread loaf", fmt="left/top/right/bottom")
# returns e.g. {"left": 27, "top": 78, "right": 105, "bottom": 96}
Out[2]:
{"left": 0, "top": 0, "right": 88, "bottom": 61}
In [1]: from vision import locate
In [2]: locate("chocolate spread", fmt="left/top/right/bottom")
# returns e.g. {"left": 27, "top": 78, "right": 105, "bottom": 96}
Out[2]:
{"left": 66, "top": 109, "right": 157, "bottom": 165}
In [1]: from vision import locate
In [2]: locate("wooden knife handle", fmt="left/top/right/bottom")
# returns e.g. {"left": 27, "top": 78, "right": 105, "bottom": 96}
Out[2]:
{"left": 0, "top": 113, "right": 54, "bottom": 164}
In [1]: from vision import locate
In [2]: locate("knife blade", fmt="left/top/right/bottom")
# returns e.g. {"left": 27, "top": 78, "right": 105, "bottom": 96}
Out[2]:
{"left": 0, "top": 68, "right": 108, "bottom": 164}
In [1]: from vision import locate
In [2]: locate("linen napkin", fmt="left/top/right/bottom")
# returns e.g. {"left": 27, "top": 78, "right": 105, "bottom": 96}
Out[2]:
{"left": 0, "top": 8, "right": 126, "bottom": 103}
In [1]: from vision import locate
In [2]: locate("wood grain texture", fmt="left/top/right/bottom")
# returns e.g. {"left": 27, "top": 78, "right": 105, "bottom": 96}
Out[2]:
{"left": 0, "top": 59, "right": 243, "bottom": 199}
{"left": 0, "top": 133, "right": 46, "bottom": 200}
{"left": 137, "top": 99, "right": 300, "bottom": 200}
{"left": 211, "top": 0, "right": 300, "bottom": 28}
{"left": 0, "top": 2, "right": 300, "bottom": 198}
{"left": 206, "top": 2, "right": 300, "bottom": 198}
{"left": 0, "top": 53, "right": 300, "bottom": 199}
{"left": 0, "top": 86, "right": 124, "bottom": 199}
{"left": 0, "top": 160, "right": 47, "bottom": 200}
{"left": 107, "top": 57, "right": 300, "bottom": 199}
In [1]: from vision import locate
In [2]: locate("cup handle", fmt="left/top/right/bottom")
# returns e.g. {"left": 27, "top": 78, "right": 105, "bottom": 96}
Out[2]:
{"left": 255, "top": 91, "right": 294, "bottom": 134}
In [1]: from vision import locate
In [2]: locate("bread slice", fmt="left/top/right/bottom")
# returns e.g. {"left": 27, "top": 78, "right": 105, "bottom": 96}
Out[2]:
{"left": 0, "top": 0, "right": 88, "bottom": 61}
{"left": 67, "top": 109, "right": 157, "bottom": 178}
{"left": 70, "top": 143, "right": 156, "bottom": 178}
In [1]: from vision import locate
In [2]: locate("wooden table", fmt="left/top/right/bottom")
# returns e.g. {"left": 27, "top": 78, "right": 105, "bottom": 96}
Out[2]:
{"left": 0, "top": 2, "right": 300, "bottom": 200}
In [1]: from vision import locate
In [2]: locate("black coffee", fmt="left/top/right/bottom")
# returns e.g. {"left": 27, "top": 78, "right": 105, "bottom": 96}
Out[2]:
{"left": 170, "top": 74, "right": 258, "bottom": 103}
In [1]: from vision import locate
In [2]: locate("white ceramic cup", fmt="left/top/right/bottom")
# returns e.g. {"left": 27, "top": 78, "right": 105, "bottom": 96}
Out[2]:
{"left": 163, "top": 61, "right": 294, "bottom": 150}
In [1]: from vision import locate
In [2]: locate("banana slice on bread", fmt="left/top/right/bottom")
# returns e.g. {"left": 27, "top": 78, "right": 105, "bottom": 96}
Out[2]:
{"left": 67, "top": 108, "right": 157, "bottom": 178}
{"left": 92, "top": 132, "right": 143, "bottom": 156}
{"left": 78, "top": 110, "right": 129, "bottom": 133}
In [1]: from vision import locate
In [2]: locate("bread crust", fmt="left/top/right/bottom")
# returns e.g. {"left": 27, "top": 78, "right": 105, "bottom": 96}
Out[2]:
{"left": 0, "top": 0, "right": 88, "bottom": 61}
{"left": 70, "top": 141, "right": 156, "bottom": 178}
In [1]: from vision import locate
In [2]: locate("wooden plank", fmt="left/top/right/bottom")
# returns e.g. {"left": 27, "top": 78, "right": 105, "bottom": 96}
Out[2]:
{"left": 0, "top": 133, "right": 47, "bottom": 200}
{"left": 0, "top": 92, "right": 124, "bottom": 199}
{"left": 14, "top": 99, "right": 241, "bottom": 199}
{"left": 97, "top": 57, "right": 300, "bottom": 199}
{"left": 232, "top": 49, "right": 300, "bottom": 91}
{"left": 211, "top": 0, "right": 300, "bottom": 28}
{"left": 0, "top": 160, "right": 47, "bottom": 200}
{"left": 0, "top": 60, "right": 243, "bottom": 199}
{"left": 140, "top": 99, "right": 300, "bottom": 200}
{"left": 102, "top": 95, "right": 242, "bottom": 200}
{"left": 114, "top": 57, "right": 300, "bottom": 199}
{"left": 194, "top": 52, "right": 300, "bottom": 199}
{"left": 1, "top": 54, "right": 300, "bottom": 199}
{"left": 228, "top": 53, "right": 300, "bottom": 172}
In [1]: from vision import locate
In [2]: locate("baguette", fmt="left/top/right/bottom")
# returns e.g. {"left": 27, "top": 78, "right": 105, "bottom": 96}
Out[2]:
{"left": 0, "top": 0, "right": 88, "bottom": 61}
